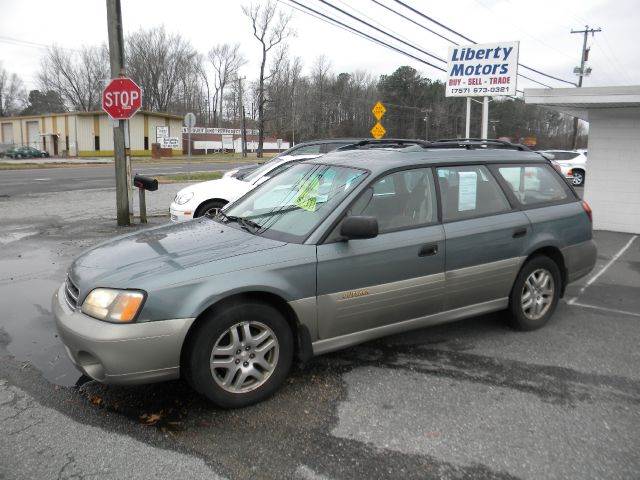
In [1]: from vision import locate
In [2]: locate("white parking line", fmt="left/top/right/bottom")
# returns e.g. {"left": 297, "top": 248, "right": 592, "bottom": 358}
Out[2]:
{"left": 569, "top": 301, "right": 640, "bottom": 318}
{"left": 567, "top": 234, "right": 638, "bottom": 305}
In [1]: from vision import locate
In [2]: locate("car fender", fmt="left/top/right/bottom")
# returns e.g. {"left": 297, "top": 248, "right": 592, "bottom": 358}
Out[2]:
{"left": 186, "top": 178, "right": 252, "bottom": 210}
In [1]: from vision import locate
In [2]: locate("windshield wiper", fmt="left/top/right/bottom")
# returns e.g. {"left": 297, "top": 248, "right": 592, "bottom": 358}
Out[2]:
{"left": 214, "top": 211, "right": 261, "bottom": 234}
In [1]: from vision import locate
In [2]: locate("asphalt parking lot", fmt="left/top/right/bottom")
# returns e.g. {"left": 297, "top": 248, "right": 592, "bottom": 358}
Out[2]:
{"left": 0, "top": 182, "right": 638, "bottom": 479}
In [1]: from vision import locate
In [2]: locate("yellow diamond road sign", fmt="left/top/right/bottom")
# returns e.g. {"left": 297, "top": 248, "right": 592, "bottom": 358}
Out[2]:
{"left": 372, "top": 101, "right": 386, "bottom": 121}
{"left": 370, "top": 122, "right": 386, "bottom": 139}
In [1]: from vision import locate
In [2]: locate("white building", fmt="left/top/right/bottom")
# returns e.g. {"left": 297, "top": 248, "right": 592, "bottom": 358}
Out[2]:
{"left": 525, "top": 86, "right": 640, "bottom": 234}
{"left": 0, "top": 111, "right": 183, "bottom": 157}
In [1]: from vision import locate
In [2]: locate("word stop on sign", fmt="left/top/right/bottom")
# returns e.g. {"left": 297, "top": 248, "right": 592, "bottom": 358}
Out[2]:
{"left": 103, "top": 90, "right": 140, "bottom": 110}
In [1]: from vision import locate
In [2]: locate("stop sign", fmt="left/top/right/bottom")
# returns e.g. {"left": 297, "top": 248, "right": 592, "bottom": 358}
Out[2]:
{"left": 102, "top": 77, "right": 142, "bottom": 120}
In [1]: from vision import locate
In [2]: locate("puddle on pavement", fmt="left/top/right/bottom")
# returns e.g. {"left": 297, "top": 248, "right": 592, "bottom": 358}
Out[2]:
{"left": 0, "top": 245, "right": 81, "bottom": 386}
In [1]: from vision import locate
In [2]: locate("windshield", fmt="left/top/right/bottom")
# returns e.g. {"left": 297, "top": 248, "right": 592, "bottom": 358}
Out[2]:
{"left": 243, "top": 158, "right": 283, "bottom": 183}
{"left": 223, "top": 163, "right": 368, "bottom": 243}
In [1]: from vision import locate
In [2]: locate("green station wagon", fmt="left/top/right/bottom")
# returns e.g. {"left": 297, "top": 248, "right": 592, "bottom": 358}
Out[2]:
{"left": 53, "top": 140, "right": 597, "bottom": 407}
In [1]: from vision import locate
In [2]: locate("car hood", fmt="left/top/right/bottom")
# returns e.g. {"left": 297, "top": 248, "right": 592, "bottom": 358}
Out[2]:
{"left": 69, "top": 218, "right": 286, "bottom": 291}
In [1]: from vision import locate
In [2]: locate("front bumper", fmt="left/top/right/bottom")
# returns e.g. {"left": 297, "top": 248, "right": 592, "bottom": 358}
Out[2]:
{"left": 169, "top": 202, "right": 195, "bottom": 222}
{"left": 52, "top": 284, "right": 195, "bottom": 385}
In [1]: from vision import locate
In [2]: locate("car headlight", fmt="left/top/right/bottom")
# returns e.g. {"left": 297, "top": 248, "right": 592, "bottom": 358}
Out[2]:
{"left": 81, "top": 288, "right": 145, "bottom": 323}
{"left": 174, "top": 191, "right": 194, "bottom": 205}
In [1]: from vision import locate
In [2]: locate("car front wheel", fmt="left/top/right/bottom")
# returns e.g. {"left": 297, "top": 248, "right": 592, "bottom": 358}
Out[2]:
{"left": 508, "top": 255, "right": 561, "bottom": 331}
{"left": 184, "top": 301, "right": 293, "bottom": 408}
{"left": 572, "top": 169, "right": 585, "bottom": 186}
{"left": 194, "top": 199, "right": 227, "bottom": 218}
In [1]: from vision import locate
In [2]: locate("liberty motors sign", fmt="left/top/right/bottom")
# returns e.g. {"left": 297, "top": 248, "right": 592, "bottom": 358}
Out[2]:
{"left": 445, "top": 41, "right": 519, "bottom": 97}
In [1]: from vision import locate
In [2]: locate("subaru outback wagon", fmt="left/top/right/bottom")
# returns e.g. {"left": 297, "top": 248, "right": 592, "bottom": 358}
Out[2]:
{"left": 53, "top": 140, "right": 596, "bottom": 408}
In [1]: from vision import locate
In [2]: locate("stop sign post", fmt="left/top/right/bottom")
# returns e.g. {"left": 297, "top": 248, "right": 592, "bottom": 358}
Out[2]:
{"left": 102, "top": 77, "right": 142, "bottom": 226}
{"left": 102, "top": 77, "right": 142, "bottom": 120}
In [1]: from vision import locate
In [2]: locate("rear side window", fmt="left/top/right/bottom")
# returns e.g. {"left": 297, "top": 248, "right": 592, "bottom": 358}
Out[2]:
{"left": 437, "top": 165, "right": 510, "bottom": 222}
{"left": 497, "top": 164, "right": 571, "bottom": 206}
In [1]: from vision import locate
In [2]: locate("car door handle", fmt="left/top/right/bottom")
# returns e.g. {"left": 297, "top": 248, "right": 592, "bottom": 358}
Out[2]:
{"left": 418, "top": 244, "right": 438, "bottom": 257}
{"left": 512, "top": 227, "right": 528, "bottom": 238}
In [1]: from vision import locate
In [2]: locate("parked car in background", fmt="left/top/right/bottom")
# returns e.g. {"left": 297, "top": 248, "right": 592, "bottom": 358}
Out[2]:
{"left": 223, "top": 138, "right": 367, "bottom": 181}
{"left": 539, "top": 150, "right": 587, "bottom": 186}
{"left": 3, "top": 146, "right": 50, "bottom": 159}
{"left": 54, "top": 139, "right": 596, "bottom": 408}
{"left": 172, "top": 138, "right": 430, "bottom": 221}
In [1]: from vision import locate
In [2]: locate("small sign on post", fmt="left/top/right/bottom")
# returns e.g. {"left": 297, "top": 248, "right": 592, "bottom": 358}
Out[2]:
{"left": 156, "top": 125, "right": 169, "bottom": 143}
{"left": 370, "top": 101, "right": 387, "bottom": 139}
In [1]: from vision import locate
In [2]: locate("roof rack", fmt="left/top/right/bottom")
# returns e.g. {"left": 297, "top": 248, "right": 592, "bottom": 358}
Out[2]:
{"left": 337, "top": 138, "right": 430, "bottom": 150}
{"left": 429, "top": 138, "right": 532, "bottom": 151}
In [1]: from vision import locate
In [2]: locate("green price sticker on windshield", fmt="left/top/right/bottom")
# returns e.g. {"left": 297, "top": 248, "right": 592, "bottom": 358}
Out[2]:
{"left": 294, "top": 177, "right": 320, "bottom": 212}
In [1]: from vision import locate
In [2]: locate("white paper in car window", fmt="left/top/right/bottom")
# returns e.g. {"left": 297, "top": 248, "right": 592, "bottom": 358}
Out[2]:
{"left": 458, "top": 171, "right": 477, "bottom": 211}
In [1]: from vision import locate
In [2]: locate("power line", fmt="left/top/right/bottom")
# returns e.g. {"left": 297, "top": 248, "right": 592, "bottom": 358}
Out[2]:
{"left": 389, "top": 0, "right": 577, "bottom": 87}
{"left": 370, "top": 0, "right": 457, "bottom": 45}
{"left": 284, "top": 0, "right": 525, "bottom": 96}
{"left": 316, "top": 0, "right": 446, "bottom": 64}
{"left": 285, "top": 0, "right": 447, "bottom": 73}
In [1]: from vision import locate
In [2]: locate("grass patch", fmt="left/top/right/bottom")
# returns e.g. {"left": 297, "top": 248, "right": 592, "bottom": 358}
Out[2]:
{"left": 155, "top": 171, "right": 223, "bottom": 184}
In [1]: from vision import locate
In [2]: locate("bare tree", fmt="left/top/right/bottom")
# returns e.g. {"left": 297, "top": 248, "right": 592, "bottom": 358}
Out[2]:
{"left": 242, "top": 1, "right": 292, "bottom": 157}
{"left": 208, "top": 43, "right": 246, "bottom": 126}
{"left": 126, "top": 27, "right": 198, "bottom": 112}
{"left": 0, "top": 64, "right": 26, "bottom": 116}
{"left": 37, "top": 45, "right": 109, "bottom": 111}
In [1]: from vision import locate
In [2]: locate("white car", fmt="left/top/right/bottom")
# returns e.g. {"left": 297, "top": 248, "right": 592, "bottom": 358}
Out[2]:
{"left": 169, "top": 154, "right": 320, "bottom": 221}
{"left": 539, "top": 150, "right": 587, "bottom": 186}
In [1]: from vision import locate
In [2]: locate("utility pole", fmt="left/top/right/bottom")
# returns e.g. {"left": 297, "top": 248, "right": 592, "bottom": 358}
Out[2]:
{"left": 238, "top": 76, "right": 247, "bottom": 157}
{"left": 241, "top": 106, "right": 247, "bottom": 158}
{"left": 570, "top": 25, "right": 601, "bottom": 149}
{"left": 105, "top": 0, "right": 130, "bottom": 226}
{"left": 423, "top": 109, "right": 431, "bottom": 141}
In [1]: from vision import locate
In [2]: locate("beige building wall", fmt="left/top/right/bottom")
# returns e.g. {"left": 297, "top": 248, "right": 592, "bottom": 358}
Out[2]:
{"left": 2, "top": 112, "right": 181, "bottom": 157}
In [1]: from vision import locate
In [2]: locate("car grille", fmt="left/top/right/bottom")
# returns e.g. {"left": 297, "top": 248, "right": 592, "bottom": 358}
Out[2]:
{"left": 64, "top": 276, "right": 80, "bottom": 310}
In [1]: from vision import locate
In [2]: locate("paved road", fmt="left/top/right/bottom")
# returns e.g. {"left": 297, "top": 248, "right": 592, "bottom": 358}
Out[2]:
{"left": 0, "top": 160, "right": 254, "bottom": 196}
{"left": 0, "top": 187, "right": 637, "bottom": 479}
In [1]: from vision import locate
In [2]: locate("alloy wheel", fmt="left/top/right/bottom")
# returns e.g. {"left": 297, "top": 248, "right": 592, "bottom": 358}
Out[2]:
{"left": 572, "top": 172, "right": 583, "bottom": 186}
{"left": 210, "top": 321, "right": 279, "bottom": 394}
{"left": 521, "top": 268, "right": 554, "bottom": 320}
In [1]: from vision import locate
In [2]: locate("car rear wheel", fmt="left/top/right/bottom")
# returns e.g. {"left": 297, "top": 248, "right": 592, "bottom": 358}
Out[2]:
{"left": 185, "top": 302, "right": 293, "bottom": 408}
{"left": 508, "top": 255, "right": 561, "bottom": 331}
{"left": 194, "top": 199, "right": 226, "bottom": 218}
{"left": 572, "top": 169, "right": 585, "bottom": 186}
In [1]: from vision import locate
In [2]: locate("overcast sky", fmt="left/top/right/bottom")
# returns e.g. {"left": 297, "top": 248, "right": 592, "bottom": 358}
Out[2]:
{"left": 1, "top": 0, "right": 638, "bottom": 93}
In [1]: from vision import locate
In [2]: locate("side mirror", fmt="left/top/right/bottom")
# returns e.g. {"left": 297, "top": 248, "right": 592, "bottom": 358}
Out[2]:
{"left": 340, "top": 216, "right": 378, "bottom": 240}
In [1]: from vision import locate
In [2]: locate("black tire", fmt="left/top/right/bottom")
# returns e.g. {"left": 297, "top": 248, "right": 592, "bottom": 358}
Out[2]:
{"left": 572, "top": 169, "right": 585, "bottom": 186}
{"left": 194, "top": 199, "right": 226, "bottom": 218}
{"left": 185, "top": 301, "right": 293, "bottom": 408}
{"left": 508, "top": 255, "right": 561, "bottom": 331}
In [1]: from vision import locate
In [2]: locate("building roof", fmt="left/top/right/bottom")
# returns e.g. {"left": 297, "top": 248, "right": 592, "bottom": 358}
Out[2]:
{"left": 524, "top": 85, "right": 640, "bottom": 121}
{"left": 0, "top": 110, "right": 183, "bottom": 121}
{"left": 308, "top": 147, "right": 546, "bottom": 175}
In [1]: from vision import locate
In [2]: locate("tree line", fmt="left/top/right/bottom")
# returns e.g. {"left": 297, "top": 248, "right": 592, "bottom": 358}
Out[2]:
{"left": 0, "top": 1, "right": 582, "bottom": 152}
